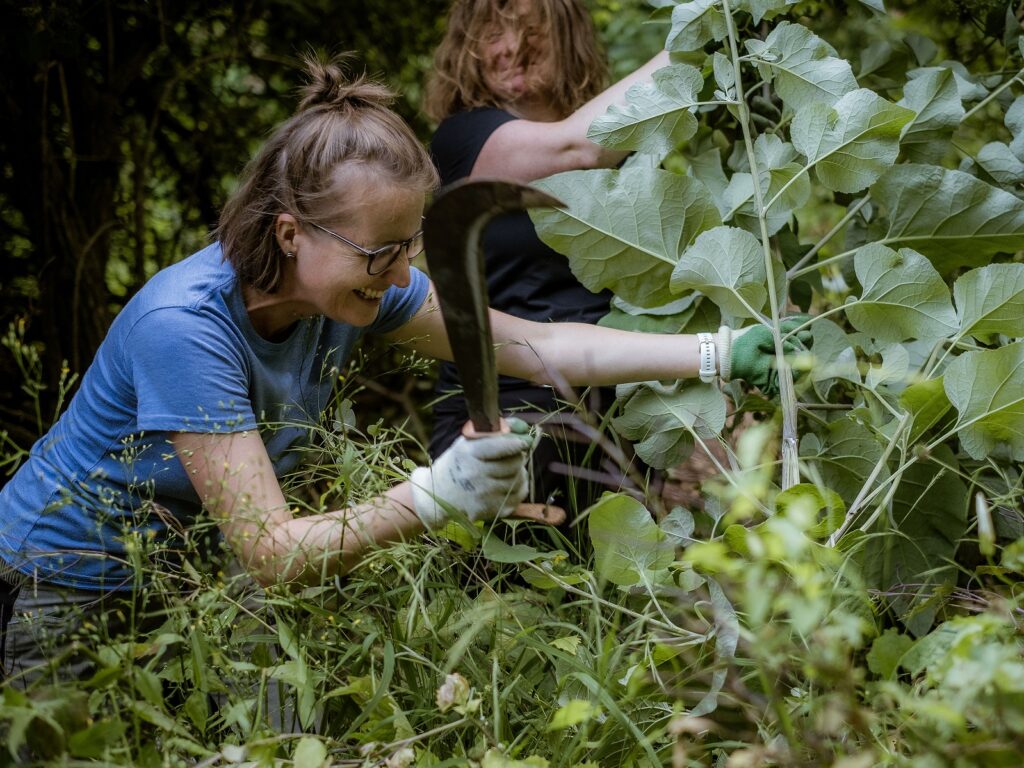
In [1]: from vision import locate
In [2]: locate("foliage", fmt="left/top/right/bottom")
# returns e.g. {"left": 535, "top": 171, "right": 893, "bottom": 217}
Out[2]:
{"left": 531, "top": 0, "right": 1024, "bottom": 642}
{"left": 0, "top": 0, "right": 449, "bottom": 441}
{"left": 4, "top": 1, "right": 1024, "bottom": 766}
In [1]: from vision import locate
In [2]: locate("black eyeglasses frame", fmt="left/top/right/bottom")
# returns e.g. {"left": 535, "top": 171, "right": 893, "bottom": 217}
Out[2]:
{"left": 308, "top": 219, "right": 424, "bottom": 276}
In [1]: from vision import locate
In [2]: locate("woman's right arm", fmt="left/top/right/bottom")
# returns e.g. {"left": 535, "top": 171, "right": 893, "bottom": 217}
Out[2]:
{"left": 472, "top": 50, "right": 670, "bottom": 182}
{"left": 171, "top": 430, "right": 425, "bottom": 587}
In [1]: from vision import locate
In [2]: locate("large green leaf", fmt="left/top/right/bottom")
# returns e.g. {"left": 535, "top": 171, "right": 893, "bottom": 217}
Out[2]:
{"left": 900, "top": 377, "right": 953, "bottom": 445}
{"left": 599, "top": 294, "right": 721, "bottom": 335}
{"left": 799, "top": 416, "right": 888, "bottom": 505}
{"left": 666, "top": 0, "right": 727, "bottom": 52}
{"left": 845, "top": 244, "right": 957, "bottom": 343}
{"left": 791, "top": 89, "right": 914, "bottom": 193}
{"left": 737, "top": 0, "right": 797, "bottom": 24}
{"left": 1007, "top": 95, "right": 1024, "bottom": 161}
{"left": 858, "top": 445, "right": 967, "bottom": 637}
{"left": 945, "top": 342, "right": 1024, "bottom": 461}
{"left": 531, "top": 168, "right": 721, "bottom": 307}
{"left": 954, "top": 263, "right": 1024, "bottom": 338}
{"left": 588, "top": 493, "right": 674, "bottom": 586}
{"left": 976, "top": 141, "right": 1024, "bottom": 185}
{"left": 809, "top": 318, "right": 864, "bottom": 397}
{"left": 865, "top": 343, "right": 911, "bottom": 393}
{"left": 872, "top": 164, "right": 1024, "bottom": 272}
{"left": 721, "top": 134, "right": 811, "bottom": 235}
{"left": 898, "top": 67, "right": 964, "bottom": 164}
{"left": 588, "top": 64, "right": 703, "bottom": 160}
{"left": 612, "top": 381, "right": 727, "bottom": 470}
{"left": 747, "top": 22, "right": 858, "bottom": 113}
{"left": 670, "top": 226, "right": 767, "bottom": 318}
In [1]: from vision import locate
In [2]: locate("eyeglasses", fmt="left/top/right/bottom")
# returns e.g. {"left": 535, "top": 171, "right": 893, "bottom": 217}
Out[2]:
{"left": 309, "top": 219, "right": 424, "bottom": 276}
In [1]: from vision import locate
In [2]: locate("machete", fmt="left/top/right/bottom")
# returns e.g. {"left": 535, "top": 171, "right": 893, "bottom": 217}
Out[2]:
{"left": 424, "top": 178, "right": 566, "bottom": 526}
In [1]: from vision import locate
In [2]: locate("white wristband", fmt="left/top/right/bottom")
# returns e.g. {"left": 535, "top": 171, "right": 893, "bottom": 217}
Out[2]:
{"left": 717, "top": 325, "right": 733, "bottom": 382}
{"left": 697, "top": 332, "right": 718, "bottom": 384}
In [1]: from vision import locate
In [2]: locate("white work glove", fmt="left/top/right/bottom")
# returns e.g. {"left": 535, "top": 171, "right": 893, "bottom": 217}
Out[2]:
{"left": 410, "top": 419, "right": 532, "bottom": 530}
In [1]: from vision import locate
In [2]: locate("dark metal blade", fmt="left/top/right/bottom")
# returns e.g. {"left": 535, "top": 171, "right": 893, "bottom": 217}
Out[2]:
{"left": 423, "top": 179, "right": 563, "bottom": 433}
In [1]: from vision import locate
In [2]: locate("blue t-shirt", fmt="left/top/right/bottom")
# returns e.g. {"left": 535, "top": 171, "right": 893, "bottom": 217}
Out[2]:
{"left": 0, "top": 243, "right": 429, "bottom": 589}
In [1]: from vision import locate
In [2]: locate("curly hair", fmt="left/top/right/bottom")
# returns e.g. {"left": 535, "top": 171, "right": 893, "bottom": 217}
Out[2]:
{"left": 423, "top": 0, "right": 608, "bottom": 123}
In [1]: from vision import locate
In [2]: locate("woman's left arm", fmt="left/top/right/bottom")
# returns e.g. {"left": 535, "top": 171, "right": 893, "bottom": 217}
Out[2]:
{"left": 385, "top": 281, "right": 700, "bottom": 386}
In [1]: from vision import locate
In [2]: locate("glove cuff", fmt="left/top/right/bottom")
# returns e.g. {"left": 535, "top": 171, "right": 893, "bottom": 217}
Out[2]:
{"left": 716, "top": 325, "right": 733, "bottom": 382}
{"left": 410, "top": 466, "right": 446, "bottom": 530}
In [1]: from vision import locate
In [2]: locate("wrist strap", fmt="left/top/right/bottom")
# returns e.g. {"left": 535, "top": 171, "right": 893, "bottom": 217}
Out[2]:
{"left": 697, "top": 332, "right": 718, "bottom": 384}
{"left": 717, "top": 325, "right": 733, "bottom": 382}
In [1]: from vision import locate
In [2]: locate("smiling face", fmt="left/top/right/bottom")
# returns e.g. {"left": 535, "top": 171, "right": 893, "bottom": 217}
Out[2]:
{"left": 478, "top": 0, "right": 557, "bottom": 117}
{"left": 251, "top": 168, "right": 426, "bottom": 337}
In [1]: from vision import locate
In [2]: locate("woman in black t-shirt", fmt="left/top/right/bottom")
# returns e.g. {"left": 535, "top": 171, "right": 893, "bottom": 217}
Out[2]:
{"left": 423, "top": 0, "right": 669, "bottom": 513}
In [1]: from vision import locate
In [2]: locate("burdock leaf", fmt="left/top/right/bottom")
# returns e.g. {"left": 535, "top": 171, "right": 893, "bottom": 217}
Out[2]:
{"left": 791, "top": 89, "right": 914, "bottom": 193}
{"left": 898, "top": 67, "right": 964, "bottom": 164}
{"left": 900, "top": 377, "right": 952, "bottom": 445}
{"left": 531, "top": 167, "right": 721, "bottom": 308}
{"left": 845, "top": 244, "right": 957, "bottom": 343}
{"left": 748, "top": 22, "right": 858, "bottom": 113}
{"left": 666, "top": 0, "right": 727, "bottom": 52}
{"left": 954, "top": 264, "right": 1024, "bottom": 338}
{"left": 858, "top": 445, "right": 967, "bottom": 637}
{"left": 670, "top": 226, "right": 768, "bottom": 318}
{"left": 589, "top": 493, "right": 674, "bottom": 586}
{"left": 588, "top": 64, "right": 704, "bottom": 159}
{"left": 613, "top": 381, "right": 727, "bottom": 470}
{"left": 976, "top": 141, "right": 1024, "bottom": 185}
{"left": 872, "top": 164, "right": 1024, "bottom": 272}
{"left": 945, "top": 342, "right": 1024, "bottom": 461}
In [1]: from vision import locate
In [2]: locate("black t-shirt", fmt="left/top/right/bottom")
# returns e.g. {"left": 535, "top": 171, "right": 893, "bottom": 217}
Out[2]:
{"left": 429, "top": 107, "right": 612, "bottom": 400}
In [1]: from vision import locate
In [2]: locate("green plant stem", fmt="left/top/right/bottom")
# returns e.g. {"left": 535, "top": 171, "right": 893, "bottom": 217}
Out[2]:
{"left": 722, "top": 0, "right": 800, "bottom": 490}
{"left": 786, "top": 194, "right": 872, "bottom": 279}
{"left": 782, "top": 303, "right": 847, "bottom": 339}
{"left": 492, "top": 655, "right": 502, "bottom": 746}
{"left": 828, "top": 413, "right": 910, "bottom": 545}
{"left": 789, "top": 246, "right": 857, "bottom": 279}
{"left": 524, "top": 563, "right": 705, "bottom": 641}
{"left": 961, "top": 69, "right": 1024, "bottom": 123}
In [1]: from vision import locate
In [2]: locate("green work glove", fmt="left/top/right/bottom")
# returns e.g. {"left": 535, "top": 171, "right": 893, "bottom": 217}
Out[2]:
{"left": 717, "top": 316, "right": 812, "bottom": 396}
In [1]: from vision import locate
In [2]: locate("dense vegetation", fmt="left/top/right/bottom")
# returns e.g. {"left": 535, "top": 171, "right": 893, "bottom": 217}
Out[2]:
{"left": 2, "top": 0, "right": 1023, "bottom": 766}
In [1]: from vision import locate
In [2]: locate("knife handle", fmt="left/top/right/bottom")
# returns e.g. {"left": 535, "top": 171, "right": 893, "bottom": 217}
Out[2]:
{"left": 460, "top": 419, "right": 567, "bottom": 526}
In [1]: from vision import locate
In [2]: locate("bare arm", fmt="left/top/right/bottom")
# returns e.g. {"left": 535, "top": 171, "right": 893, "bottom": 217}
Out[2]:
{"left": 384, "top": 280, "right": 700, "bottom": 385}
{"left": 473, "top": 51, "right": 670, "bottom": 182}
{"left": 172, "top": 430, "right": 426, "bottom": 587}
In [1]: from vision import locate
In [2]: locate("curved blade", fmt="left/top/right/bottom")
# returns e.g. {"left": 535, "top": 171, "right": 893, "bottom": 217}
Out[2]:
{"left": 424, "top": 178, "right": 563, "bottom": 432}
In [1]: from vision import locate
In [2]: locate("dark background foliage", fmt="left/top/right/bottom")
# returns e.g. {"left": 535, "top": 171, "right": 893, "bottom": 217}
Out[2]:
{"left": 0, "top": 0, "right": 450, "bottom": 447}
{"left": 0, "top": 0, "right": 1015, "bottom": 451}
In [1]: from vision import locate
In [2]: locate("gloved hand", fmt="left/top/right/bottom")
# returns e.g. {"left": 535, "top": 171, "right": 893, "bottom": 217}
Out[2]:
{"left": 410, "top": 418, "right": 533, "bottom": 529}
{"left": 717, "top": 316, "right": 812, "bottom": 396}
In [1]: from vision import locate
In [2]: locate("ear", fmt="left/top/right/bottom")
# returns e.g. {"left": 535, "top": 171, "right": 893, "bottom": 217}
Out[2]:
{"left": 274, "top": 213, "right": 300, "bottom": 256}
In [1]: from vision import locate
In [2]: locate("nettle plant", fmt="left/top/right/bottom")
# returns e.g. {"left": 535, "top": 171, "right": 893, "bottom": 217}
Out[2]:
{"left": 530, "top": 0, "right": 1024, "bottom": 636}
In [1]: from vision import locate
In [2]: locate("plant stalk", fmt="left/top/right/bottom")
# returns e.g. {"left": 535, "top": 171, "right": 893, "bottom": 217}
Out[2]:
{"left": 722, "top": 0, "right": 799, "bottom": 489}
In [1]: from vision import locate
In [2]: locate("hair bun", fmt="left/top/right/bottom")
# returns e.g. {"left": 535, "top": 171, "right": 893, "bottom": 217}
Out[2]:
{"left": 298, "top": 51, "right": 395, "bottom": 111}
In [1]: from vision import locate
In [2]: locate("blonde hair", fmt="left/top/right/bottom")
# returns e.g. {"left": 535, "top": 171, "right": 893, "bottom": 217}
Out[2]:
{"left": 217, "top": 53, "right": 439, "bottom": 293}
{"left": 423, "top": 0, "right": 608, "bottom": 123}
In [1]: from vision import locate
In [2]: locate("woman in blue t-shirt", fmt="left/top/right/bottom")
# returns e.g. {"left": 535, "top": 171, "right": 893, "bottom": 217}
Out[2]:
{"left": 0, "top": 54, "right": 802, "bottom": 686}
{"left": 423, "top": 0, "right": 671, "bottom": 511}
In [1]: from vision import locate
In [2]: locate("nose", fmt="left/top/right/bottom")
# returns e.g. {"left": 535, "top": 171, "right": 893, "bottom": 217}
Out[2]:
{"left": 384, "top": 252, "right": 412, "bottom": 288}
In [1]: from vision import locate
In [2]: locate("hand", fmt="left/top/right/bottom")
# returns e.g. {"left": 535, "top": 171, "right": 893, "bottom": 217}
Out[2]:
{"left": 410, "top": 418, "right": 533, "bottom": 529}
{"left": 717, "top": 316, "right": 812, "bottom": 396}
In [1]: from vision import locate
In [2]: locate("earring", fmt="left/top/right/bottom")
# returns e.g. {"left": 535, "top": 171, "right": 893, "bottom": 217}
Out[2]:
{"left": 285, "top": 251, "right": 295, "bottom": 259}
